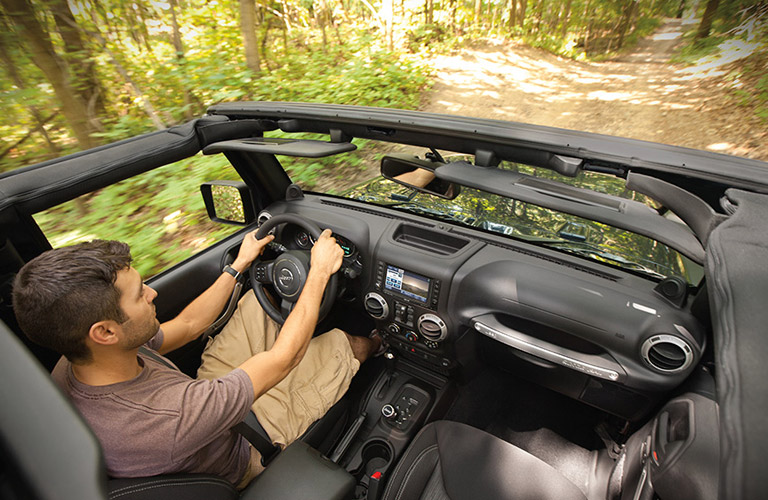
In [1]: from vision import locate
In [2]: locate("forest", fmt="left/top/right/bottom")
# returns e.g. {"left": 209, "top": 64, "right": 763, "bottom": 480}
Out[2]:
{"left": 1, "top": 0, "right": 766, "bottom": 276}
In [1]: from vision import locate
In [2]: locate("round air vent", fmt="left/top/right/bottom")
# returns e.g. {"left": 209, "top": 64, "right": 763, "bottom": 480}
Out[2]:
{"left": 417, "top": 314, "right": 447, "bottom": 342}
{"left": 257, "top": 210, "right": 276, "bottom": 235}
{"left": 641, "top": 335, "right": 694, "bottom": 374}
{"left": 364, "top": 292, "right": 389, "bottom": 320}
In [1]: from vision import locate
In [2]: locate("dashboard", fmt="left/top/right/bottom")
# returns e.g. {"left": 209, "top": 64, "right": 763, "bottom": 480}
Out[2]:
{"left": 260, "top": 194, "right": 706, "bottom": 421}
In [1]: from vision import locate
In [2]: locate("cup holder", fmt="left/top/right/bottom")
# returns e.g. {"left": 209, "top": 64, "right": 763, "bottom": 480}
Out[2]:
{"left": 359, "top": 439, "right": 394, "bottom": 477}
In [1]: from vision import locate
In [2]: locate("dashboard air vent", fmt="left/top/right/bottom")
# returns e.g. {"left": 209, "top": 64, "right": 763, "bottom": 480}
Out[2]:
{"left": 364, "top": 292, "right": 388, "bottom": 319}
{"left": 641, "top": 335, "right": 694, "bottom": 374}
{"left": 418, "top": 314, "right": 447, "bottom": 341}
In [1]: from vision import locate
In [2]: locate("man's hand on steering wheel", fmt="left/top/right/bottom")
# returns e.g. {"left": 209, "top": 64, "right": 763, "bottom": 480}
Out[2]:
{"left": 233, "top": 230, "right": 275, "bottom": 273}
{"left": 310, "top": 229, "right": 344, "bottom": 281}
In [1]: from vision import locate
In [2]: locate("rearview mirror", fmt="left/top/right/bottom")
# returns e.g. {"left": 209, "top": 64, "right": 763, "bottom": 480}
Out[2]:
{"left": 200, "top": 181, "right": 256, "bottom": 225}
{"left": 381, "top": 155, "right": 460, "bottom": 200}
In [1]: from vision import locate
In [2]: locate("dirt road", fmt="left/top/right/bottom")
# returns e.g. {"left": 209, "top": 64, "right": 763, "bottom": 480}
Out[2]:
{"left": 421, "top": 19, "right": 767, "bottom": 161}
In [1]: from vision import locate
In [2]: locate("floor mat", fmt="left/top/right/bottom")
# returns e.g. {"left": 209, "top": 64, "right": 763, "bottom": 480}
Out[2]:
{"left": 488, "top": 425, "right": 598, "bottom": 496}
{"left": 445, "top": 368, "right": 605, "bottom": 496}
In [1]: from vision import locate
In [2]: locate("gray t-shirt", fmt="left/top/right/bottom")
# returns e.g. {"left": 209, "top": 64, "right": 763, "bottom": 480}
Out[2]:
{"left": 51, "top": 330, "right": 255, "bottom": 485}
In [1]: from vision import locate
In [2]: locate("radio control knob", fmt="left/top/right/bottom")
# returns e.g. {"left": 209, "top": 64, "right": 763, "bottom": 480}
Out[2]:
{"left": 387, "top": 323, "right": 401, "bottom": 335}
{"left": 381, "top": 404, "right": 397, "bottom": 420}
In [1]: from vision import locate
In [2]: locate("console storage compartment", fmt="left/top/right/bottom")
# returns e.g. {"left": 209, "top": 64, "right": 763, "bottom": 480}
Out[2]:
{"left": 241, "top": 440, "right": 355, "bottom": 500}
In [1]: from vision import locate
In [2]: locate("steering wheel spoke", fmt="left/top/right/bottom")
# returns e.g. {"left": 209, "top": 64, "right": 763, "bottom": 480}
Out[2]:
{"left": 280, "top": 299, "right": 295, "bottom": 318}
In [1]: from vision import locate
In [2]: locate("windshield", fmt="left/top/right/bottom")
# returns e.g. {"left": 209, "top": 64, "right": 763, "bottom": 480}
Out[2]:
{"left": 303, "top": 145, "right": 703, "bottom": 285}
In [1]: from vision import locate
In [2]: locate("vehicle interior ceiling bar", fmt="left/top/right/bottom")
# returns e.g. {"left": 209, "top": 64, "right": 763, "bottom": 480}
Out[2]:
{"left": 1, "top": 102, "right": 767, "bottom": 500}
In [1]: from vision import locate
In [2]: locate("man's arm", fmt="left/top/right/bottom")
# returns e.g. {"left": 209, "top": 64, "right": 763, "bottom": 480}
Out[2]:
{"left": 157, "top": 230, "right": 274, "bottom": 354}
{"left": 237, "top": 229, "right": 343, "bottom": 399}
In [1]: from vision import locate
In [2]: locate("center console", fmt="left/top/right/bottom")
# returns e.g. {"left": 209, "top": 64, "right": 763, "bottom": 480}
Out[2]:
{"left": 364, "top": 262, "right": 452, "bottom": 371}
{"left": 331, "top": 358, "right": 456, "bottom": 500}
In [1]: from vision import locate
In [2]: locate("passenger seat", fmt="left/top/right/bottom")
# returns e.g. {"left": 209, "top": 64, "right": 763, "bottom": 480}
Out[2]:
{"left": 382, "top": 420, "right": 586, "bottom": 500}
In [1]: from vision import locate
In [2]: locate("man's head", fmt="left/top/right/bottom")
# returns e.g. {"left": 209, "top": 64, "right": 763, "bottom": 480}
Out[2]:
{"left": 12, "top": 240, "right": 157, "bottom": 363}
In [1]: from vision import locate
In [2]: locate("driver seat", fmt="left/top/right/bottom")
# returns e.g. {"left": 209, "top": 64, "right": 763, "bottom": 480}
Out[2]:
{"left": 0, "top": 320, "right": 352, "bottom": 500}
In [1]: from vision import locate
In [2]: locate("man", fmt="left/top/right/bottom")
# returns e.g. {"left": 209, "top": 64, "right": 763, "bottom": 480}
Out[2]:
{"left": 12, "top": 229, "right": 381, "bottom": 488}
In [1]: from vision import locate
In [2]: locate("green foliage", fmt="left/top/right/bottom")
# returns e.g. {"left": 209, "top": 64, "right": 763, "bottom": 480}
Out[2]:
{"left": 33, "top": 154, "right": 241, "bottom": 278}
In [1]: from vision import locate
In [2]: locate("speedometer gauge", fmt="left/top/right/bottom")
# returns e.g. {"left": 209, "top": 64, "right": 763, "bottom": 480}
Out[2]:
{"left": 295, "top": 231, "right": 311, "bottom": 248}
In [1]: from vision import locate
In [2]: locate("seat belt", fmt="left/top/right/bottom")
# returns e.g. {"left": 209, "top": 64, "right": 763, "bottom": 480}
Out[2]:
{"left": 234, "top": 413, "right": 281, "bottom": 466}
{"left": 138, "top": 346, "right": 280, "bottom": 465}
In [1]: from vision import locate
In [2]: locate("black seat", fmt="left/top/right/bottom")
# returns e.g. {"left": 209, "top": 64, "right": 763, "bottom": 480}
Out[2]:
{"left": 382, "top": 421, "right": 586, "bottom": 500}
{"left": 0, "top": 321, "right": 354, "bottom": 500}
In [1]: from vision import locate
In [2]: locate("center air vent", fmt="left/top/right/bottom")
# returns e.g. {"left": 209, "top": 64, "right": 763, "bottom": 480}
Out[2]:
{"left": 418, "top": 314, "right": 447, "bottom": 341}
{"left": 641, "top": 335, "right": 694, "bottom": 374}
{"left": 364, "top": 292, "right": 389, "bottom": 320}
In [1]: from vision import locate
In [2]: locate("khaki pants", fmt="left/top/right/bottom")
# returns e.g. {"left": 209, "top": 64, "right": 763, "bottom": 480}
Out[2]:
{"left": 197, "top": 290, "right": 360, "bottom": 487}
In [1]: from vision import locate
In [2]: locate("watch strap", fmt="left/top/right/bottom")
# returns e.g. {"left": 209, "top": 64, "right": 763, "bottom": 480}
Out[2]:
{"left": 222, "top": 264, "right": 242, "bottom": 281}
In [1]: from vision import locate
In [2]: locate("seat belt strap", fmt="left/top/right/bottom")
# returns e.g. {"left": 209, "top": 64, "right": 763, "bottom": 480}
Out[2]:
{"left": 234, "top": 412, "right": 281, "bottom": 466}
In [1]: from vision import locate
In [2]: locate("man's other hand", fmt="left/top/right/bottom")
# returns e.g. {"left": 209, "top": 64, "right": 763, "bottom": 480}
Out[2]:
{"left": 232, "top": 230, "right": 275, "bottom": 273}
{"left": 310, "top": 229, "right": 344, "bottom": 279}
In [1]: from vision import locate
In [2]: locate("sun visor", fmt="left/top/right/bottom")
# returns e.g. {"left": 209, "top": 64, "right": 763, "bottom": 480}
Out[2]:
{"left": 435, "top": 161, "right": 705, "bottom": 263}
{"left": 203, "top": 137, "right": 356, "bottom": 158}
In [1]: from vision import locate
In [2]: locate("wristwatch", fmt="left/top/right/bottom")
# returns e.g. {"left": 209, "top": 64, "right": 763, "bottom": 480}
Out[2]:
{"left": 222, "top": 264, "right": 242, "bottom": 281}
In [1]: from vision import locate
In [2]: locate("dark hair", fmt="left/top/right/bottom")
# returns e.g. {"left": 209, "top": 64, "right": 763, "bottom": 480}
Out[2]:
{"left": 12, "top": 240, "right": 133, "bottom": 363}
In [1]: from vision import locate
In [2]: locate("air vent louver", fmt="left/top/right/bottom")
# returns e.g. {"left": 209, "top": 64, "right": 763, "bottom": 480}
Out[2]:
{"left": 417, "top": 314, "right": 447, "bottom": 341}
{"left": 641, "top": 335, "right": 694, "bottom": 374}
{"left": 364, "top": 293, "right": 388, "bottom": 319}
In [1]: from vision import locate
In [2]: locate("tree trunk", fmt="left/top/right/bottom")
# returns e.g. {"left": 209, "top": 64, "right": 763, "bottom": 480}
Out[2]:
{"left": 508, "top": 0, "right": 516, "bottom": 29}
{"left": 1, "top": 0, "right": 96, "bottom": 149}
{"left": 535, "top": 0, "right": 545, "bottom": 33}
{"left": 475, "top": 0, "right": 482, "bottom": 24}
{"left": 169, "top": 0, "right": 200, "bottom": 120}
{"left": 47, "top": 0, "right": 106, "bottom": 124}
{"left": 518, "top": 0, "right": 527, "bottom": 27}
{"left": 695, "top": 0, "right": 720, "bottom": 40}
{"left": 0, "top": 32, "right": 60, "bottom": 155}
{"left": 240, "top": 0, "right": 261, "bottom": 73}
{"left": 676, "top": 0, "right": 686, "bottom": 18}
{"left": 382, "top": 0, "right": 394, "bottom": 50}
{"left": 616, "top": 0, "right": 638, "bottom": 49}
{"left": 561, "top": 0, "right": 572, "bottom": 38}
{"left": 84, "top": 18, "right": 167, "bottom": 130}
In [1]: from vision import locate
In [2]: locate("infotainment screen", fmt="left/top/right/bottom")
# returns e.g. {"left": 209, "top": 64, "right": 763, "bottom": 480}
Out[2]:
{"left": 384, "top": 265, "right": 430, "bottom": 303}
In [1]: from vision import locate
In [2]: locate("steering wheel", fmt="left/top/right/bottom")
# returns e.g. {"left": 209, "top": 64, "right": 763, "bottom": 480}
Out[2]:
{"left": 250, "top": 214, "right": 339, "bottom": 325}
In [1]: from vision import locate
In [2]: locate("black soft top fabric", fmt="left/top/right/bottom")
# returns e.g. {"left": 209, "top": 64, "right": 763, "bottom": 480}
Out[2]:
{"left": 705, "top": 189, "right": 768, "bottom": 499}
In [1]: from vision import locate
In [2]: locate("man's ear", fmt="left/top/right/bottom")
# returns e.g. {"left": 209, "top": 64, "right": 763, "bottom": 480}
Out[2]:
{"left": 88, "top": 321, "right": 121, "bottom": 346}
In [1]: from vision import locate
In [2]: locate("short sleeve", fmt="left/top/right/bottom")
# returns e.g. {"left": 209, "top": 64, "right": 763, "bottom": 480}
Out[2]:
{"left": 171, "top": 368, "right": 255, "bottom": 460}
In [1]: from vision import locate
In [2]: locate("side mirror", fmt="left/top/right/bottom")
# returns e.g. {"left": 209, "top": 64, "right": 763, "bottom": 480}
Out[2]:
{"left": 200, "top": 181, "right": 256, "bottom": 225}
{"left": 380, "top": 155, "right": 460, "bottom": 200}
